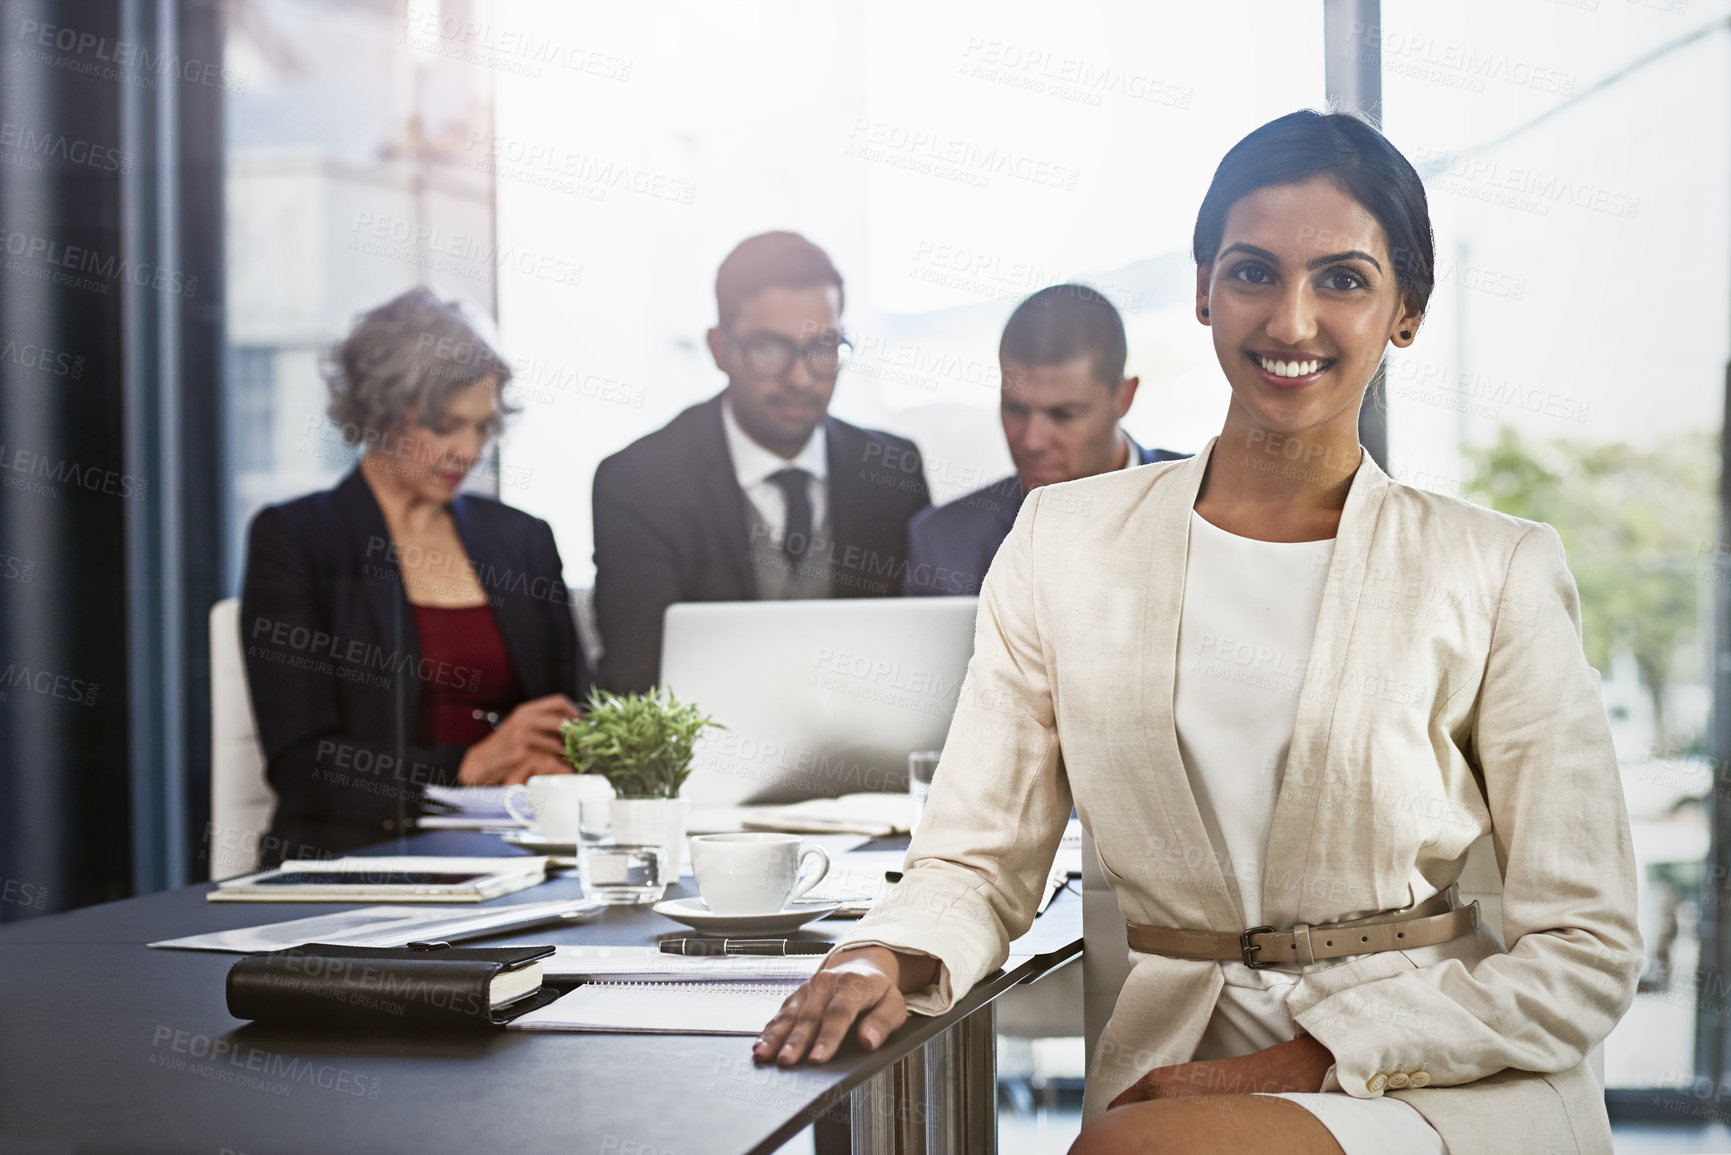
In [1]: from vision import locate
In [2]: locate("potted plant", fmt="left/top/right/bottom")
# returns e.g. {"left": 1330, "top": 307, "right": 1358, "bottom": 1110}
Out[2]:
{"left": 560, "top": 689, "right": 719, "bottom": 890}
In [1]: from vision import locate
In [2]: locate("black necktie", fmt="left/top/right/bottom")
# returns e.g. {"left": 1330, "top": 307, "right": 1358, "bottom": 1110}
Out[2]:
{"left": 767, "top": 468, "right": 813, "bottom": 565}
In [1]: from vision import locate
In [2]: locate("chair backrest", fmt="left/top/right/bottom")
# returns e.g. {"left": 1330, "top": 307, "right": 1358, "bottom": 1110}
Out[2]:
{"left": 204, "top": 592, "right": 596, "bottom": 880}
{"left": 1079, "top": 832, "right": 1602, "bottom": 1084}
{"left": 208, "top": 598, "right": 275, "bottom": 879}
{"left": 570, "top": 585, "right": 603, "bottom": 677}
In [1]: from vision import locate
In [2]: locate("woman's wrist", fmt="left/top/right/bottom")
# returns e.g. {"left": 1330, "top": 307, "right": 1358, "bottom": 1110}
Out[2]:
{"left": 455, "top": 738, "right": 494, "bottom": 785}
{"left": 827, "top": 945, "right": 939, "bottom": 995}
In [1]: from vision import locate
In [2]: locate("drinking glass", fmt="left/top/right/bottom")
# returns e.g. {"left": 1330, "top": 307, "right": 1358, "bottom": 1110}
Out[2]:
{"left": 577, "top": 796, "right": 670, "bottom": 905}
{"left": 907, "top": 751, "right": 942, "bottom": 836}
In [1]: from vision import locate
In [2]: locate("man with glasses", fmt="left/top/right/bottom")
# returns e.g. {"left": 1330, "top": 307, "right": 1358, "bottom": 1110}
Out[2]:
{"left": 905, "top": 283, "right": 1186, "bottom": 596}
{"left": 592, "top": 231, "right": 931, "bottom": 693}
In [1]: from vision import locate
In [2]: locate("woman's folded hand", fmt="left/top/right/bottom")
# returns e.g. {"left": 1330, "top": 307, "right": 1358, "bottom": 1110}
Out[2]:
{"left": 1109, "top": 1036, "right": 1335, "bottom": 1107}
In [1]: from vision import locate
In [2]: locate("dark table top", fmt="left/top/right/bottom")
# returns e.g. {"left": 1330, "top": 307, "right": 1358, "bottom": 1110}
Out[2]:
{"left": 0, "top": 830, "right": 1081, "bottom": 1155}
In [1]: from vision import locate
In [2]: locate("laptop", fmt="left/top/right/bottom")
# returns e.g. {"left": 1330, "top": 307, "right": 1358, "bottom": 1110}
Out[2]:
{"left": 659, "top": 597, "right": 979, "bottom": 807}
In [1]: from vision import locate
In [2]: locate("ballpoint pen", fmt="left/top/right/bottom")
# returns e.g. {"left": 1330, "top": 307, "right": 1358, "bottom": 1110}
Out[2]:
{"left": 659, "top": 938, "right": 835, "bottom": 956}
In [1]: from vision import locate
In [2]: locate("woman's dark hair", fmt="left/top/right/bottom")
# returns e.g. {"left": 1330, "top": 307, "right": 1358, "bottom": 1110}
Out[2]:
{"left": 1192, "top": 110, "right": 1434, "bottom": 316}
{"left": 323, "top": 287, "right": 517, "bottom": 445}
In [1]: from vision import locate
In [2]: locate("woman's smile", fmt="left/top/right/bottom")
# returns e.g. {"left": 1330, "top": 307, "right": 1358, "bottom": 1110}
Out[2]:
{"left": 1245, "top": 350, "right": 1337, "bottom": 389}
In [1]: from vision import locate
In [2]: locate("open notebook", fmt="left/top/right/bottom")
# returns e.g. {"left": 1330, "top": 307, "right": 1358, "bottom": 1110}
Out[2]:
{"left": 508, "top": 979, "right": 803, "bottom": 1035}
{"left": 510, "top": 953, "right": 1033, "bottom": 1035}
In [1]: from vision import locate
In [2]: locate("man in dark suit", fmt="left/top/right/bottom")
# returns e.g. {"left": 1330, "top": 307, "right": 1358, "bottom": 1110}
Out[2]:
{"left": 593, "top": 232, "right": 930, "bottom": 693}
{"left": 906, "top": 284, "right": 1186, "bottom": 596}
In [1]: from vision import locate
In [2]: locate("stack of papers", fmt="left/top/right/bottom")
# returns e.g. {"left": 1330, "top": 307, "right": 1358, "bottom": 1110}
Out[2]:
{"left": 509, "top": 979, "right": 802, "bottom": 1035}
{"left": 738, "top": 792, "right": 914, "bottom": 836}
{"left": 151, "top": 899, "right": 602, "bottom": 952}
{"left": 512, "top": 945, "right": 828, "bottom": 1036}
{"left": 511, "top": 952, "right": 1034, "bottom": 1035}
{"left": 207, "top": 856, "right": 548, "bottom": 903}
{"left": 418, "top": 785, "right": 522, "bottom": 830}
{"left": 544, "top": 945, "right": 826, "bottom": 983}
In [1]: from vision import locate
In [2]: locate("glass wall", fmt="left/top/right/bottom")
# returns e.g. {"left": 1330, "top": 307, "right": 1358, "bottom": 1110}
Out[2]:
{"left": 485, "top": 0, "right": 1325, "bottom": 587}
{"left": 221, "top": 0, "right": 498, "bottom": 589}
{"left": 1379, "top": 0, "right": 1731, "bottom": 1093}
{"left": 210, "top": 0, "right": 1731, "bottom": 1124}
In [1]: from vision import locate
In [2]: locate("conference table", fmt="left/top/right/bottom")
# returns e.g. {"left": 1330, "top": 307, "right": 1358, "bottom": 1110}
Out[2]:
{"left": 0, "top": 829, "right": 1083, "bottom": 1155}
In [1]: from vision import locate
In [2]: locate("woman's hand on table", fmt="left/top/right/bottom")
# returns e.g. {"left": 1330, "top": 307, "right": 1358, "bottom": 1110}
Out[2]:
{"left": 754, "top": 946, "right": 935, "bottom": 1066}
{"left": 457, "top": 694, "right": 582, "bottom": 785}
{"left": 1108, "top": 1036, "right": 1335, "bottom": 1107}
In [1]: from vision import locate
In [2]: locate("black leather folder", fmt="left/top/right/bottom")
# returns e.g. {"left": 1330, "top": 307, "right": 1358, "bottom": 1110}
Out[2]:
{"left": 226, "top": 941, "right": 561, "bottom": 1029}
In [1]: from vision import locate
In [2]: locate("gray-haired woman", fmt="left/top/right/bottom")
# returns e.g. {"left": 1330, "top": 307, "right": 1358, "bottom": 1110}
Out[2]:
{"left": 240, "top": 288, "right": 587, "bottom": 863}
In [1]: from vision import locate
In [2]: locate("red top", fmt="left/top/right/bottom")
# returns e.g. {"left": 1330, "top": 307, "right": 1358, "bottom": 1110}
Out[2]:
{"left": 412, "top": 603, "right": 519, "bottom": 747}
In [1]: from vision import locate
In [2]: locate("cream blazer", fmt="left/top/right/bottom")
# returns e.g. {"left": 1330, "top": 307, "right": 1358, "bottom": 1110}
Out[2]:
{"left": 841, "top": 439, "right": 1642, "bottom": 1155}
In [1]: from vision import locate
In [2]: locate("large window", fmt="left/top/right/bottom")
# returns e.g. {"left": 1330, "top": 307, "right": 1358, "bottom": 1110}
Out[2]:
{"left": 486, "top": 0, "right": 1325, "bottom": 583}
{"left": 221, "top": 0, "right": 498, "bottom": 589}
{"left": 1379, "top": 0, "right": 1731, "bottom": 1094}
{"left": 211, "top": 0, "right": 1729, "bottom": 1134}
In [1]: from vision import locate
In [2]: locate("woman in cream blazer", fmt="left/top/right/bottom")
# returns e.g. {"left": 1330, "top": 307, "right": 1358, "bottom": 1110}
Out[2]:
{"left": 756, "top": 112, "right": 1641, "bottom": 1155}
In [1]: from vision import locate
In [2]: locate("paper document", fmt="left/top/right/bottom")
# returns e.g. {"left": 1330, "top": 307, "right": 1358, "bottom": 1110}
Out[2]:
{"left": 738, "top": 792, "right": 914, "bottom": 836}
{"left": 508, "top": 979, "right": 804, "bottom": 1035}
{"left": 512, "top": 953, "right": 1034, "bottom": 1035}
{"left": 207, "top": 856, "right": 548, "bottom": 903}
{"left": 545, "top": 945, "right": 825, "bottom": 983}
{"left": 419, "top": 785, "right": 523, "bottom": 829}
{"left": 151, "top": 898, "right": 602, "bottom": 952}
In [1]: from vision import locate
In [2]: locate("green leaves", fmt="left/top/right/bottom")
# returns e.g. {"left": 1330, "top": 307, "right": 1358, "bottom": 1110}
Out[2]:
{"left": 1465, "top": 425, "right": 1715, "bottom": 753}
{"left": 559, "top": 688, "right": 722, "bottom": 799}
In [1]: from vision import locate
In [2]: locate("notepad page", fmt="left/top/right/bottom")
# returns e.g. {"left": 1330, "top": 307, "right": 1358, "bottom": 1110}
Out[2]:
{"left": 545, "top": 946, "right": 822, "bottom": 983}
{"left": 507, "top": 980, "right": 803, "bottom": 1035}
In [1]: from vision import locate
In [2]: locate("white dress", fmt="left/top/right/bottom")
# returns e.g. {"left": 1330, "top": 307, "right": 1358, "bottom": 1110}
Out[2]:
{"left": 1174, "top": 510, "right": 1447, "bottom": 1154}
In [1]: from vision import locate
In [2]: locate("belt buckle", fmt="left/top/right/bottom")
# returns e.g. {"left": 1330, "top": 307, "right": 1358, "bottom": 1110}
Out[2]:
{"left": 1240, "top": 925, "right": 1275, "bottom": 969}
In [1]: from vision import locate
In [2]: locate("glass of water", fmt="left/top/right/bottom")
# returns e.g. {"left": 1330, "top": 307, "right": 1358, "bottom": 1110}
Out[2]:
{"left": 907, "top": 751, "right": 942, "bottom": 837}
{"left": 578, "top": 796, "right": 670, "bottom": 905}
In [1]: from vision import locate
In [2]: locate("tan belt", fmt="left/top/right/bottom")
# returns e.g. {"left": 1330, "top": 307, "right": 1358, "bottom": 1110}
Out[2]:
{"left": 1126, "top": 888, "right": 1480, "bottom": 968}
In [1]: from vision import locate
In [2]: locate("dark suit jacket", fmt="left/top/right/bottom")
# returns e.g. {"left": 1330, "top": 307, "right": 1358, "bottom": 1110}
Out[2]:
{"left": 904, "top": 438, "right": 1188, "bottom": 596}
{"left": 592, "top": 392, "right": 931, "bottom": 693}
{"left": 240, "top": 469, "right": 588, "bottom": 863}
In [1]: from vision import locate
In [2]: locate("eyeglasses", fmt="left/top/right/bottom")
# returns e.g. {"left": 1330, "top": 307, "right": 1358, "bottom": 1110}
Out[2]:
{"left": 727, "top": 329, "right": 853, "bottom": 379}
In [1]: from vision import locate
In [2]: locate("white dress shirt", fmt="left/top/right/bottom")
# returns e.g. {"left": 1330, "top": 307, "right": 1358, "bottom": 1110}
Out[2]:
{"left": 1174, "top": 509, "right": 1335, "bottom": 927}
{"left": 720, "top": 396, "right": 829, "bottom": 547}
{"left": 1171, "top": 509, "right": 1331, "bottom": 1050}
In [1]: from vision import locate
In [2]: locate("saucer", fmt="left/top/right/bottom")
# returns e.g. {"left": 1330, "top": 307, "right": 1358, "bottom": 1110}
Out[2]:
{"left": 502, "top": 830, "right": 580, "bottom": 853}
{"left": 501, "top": 830, "right": 579, "bottom": 867}
{"left": 651, "top": 897, "right": 843, "bottom": 935}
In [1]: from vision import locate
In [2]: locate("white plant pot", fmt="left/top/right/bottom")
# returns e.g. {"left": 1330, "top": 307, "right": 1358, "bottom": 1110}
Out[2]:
{"left": 610, "top": 797, "right": 669, "bottom": 847}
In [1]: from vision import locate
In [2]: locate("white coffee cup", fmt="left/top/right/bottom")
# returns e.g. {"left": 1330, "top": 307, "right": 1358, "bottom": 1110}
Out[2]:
{"left": 689, "top": 833, "right": 830, "bottom": 916}
{"left": 504, "top": 774, "right": 613, "bottom": 841}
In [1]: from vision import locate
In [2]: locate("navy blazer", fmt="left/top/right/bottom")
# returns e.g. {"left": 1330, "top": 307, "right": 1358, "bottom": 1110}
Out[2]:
{"left": 904, "top": 437, "right": 1188, "bottom": 596}
{"left": 592, "top": 392, "right": 931, "bottom": 693}
{"left": 240, "top": 469, "right": 587, "bottom": 862}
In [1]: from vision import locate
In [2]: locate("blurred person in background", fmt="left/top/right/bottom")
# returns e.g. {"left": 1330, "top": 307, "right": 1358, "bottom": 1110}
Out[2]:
{"left": 904, "top": 283, "right": 1185, "bottom": 596}
{"left": 241, "top": 288, "right": 588, "bottom": 863}
{"left": 592, "top": 231, "right": 930, "bottom": 693}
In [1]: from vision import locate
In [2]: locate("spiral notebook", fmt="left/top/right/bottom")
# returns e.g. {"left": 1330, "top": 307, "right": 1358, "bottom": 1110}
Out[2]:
{"left": 507, "top": 978, "right": 802, "bottom": 1035}
{"left": 507, "top": 953, "right": 1032, "bottom": 1035}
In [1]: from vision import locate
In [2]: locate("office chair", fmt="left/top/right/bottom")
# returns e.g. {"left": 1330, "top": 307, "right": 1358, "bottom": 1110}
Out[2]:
{"left": 1079, "top": 832, "right": 1605, "bottom": 1096}
{"left": 208, "top": 598, "right": 275, "bottom": 879}
{"left": 571, "top": 584, "right": 604, "bottom": 677}
{"left": 206, "top": 595, "right": 599, "bottom": 880}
